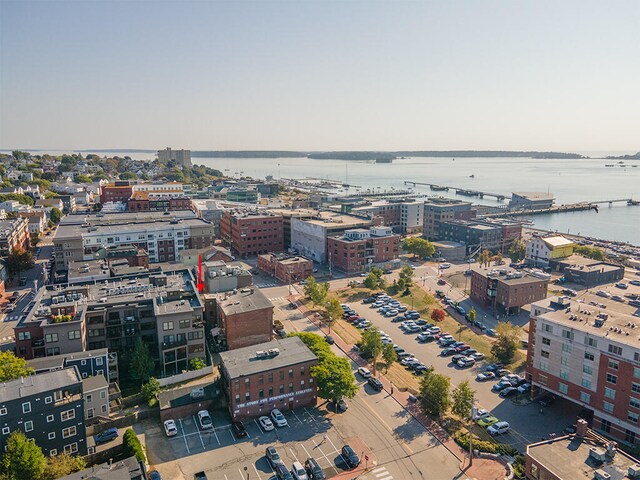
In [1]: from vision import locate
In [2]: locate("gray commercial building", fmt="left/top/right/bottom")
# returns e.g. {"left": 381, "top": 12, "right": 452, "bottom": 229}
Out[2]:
{"left": 437, "top": 219, "right": 502, "bottom": 253}
{"left": 422, "top": 198, "right": 474, "bottom": 240}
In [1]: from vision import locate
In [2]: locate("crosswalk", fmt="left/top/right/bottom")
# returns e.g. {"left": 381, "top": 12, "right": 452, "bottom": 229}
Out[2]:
{"left": 370, "top": 466, "right": 393, "bottom": 480}
{"left": 255, "top": 282, "right": 279, "bottom": 288}
{"left": 269, "top": 297, "right": 286, "bottom": 303}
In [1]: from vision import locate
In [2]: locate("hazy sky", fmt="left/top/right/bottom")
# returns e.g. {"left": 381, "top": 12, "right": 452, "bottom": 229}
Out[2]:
{"left": 1, "top": 1, "right": 639, "bottom": 152}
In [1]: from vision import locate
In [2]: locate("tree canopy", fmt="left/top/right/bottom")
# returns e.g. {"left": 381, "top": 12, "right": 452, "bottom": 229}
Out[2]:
{"left": 5, "top": 248, "right": 33, "bottom": 275}
{"left": 0, "top": 351, "right": 34, "bottom": 382}
{"left": 0, "top": 431, "right": 46, "bottom": 480}
{"left": 363, "top": 268, "right": 386, "bottom": 290}
{"left": 303, "top": 277, "right": 330, "bottom": 308}
{"left": 49, "top": 207, "right": 62, "bottom": 224}
{"left": 431, "top": 309, "right": 445, "bottom": 322}
{"left": 129, "top": 338, "right": 154, "bottom": 382}
{"left": 382, "top": 343, "right": 398, "bottom": 372}
{"left": 397, "top": 265, "right": 414, "bottom": 292}
{"left": 360, "top": 328, "right": 383, "bottom": 374}
{"left": 507, "top": 239, "right": 526, "bottom": 263}
{"left": 451, "top": 380, "right": 475, "bottom": 419}
{"left": 402, "top": 237, "right": 435, "bottom": 259}
{"left": 490, "top": 321, "right": 520, "bottom": 364}
{"left": 419, "top": 370, "right": 450, "bottom": 417}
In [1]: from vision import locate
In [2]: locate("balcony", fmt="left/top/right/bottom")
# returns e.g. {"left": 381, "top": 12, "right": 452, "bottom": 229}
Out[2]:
{"left": 161, "top": 337, "right": 188, "bottom": 350}
{"left": 31, "top": 338, "right": 45, "bottom": 347}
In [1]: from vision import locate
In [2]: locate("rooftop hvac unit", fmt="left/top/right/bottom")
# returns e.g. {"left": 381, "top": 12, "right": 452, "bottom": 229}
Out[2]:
{"left": 589, "top": 447, "right": 607, "bottom": 462}
{"left": 594, "top": 469, "right": 611, "bottom": 480}
{"left": 256, "top": 350, "right": 268, "bottom": 359}
{"left": 268, "top": 348, "right": 280, "bottom": 356}
{"left": 628, "top": 465, "right": 640, "bottom": 479}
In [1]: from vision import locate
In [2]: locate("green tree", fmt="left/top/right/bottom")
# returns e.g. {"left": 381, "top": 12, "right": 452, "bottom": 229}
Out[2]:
{"left": 419, "top": 371, "right": 450, "bottom": 417}
{"left": 30, "top": 232, "right": 40, "bottom": 248}
{"left": 575, "top": 245, "right": 606, "bottom": 261}
{"left": 42, "top": 453, "right": 86, "bottom": 480}
{"left": 122, "top": 429, "right": 145, "bottom": 463}
{"left": 311, "top": 356, "right": 358, "bottom": 403}
{"left": 119, "top": 172, "right": 138, "bottom": 180}
{"left": 0, "top": 351, "right": 34, "bottom": 382}
{"left": 363, "top": 271, "right": 384, "bottom": 290}
{"left": 303, "top": 277, "right": 329, "bottom": 308}
{"left": 477, "top": 249, "right": 491, "bottom": 267}
{"left": 467, "top": 307, "right": 476, "bottom": 323}
{"left": 141, "top": 377, "right": 161, "bottom": 405}
{"left": 402, "top": 237, "right": 436, "bottom": 259}
{"left": 397, "top": 265, "right": 414, "bottom": 293}
{"left": 490, "top": 321, "right": 520, "bottom": 364}
{"left": 74, "top": 174, "right": 92, "bottom": 183}
{"left": 5, "top": 247, "right": 33, "bottom": 276}
{"left": 360, "top": 328, "right": 383, "bottom": 375}
{"left": 507, "top": 238, "right": 527, "bottom": 263}
{"left": 289, "top": 332, "right": 332, "bottom": 362}
{"left": 323, "top": 295, "right": 342, "bottom": 333}
{"left": 49, "top": 207, "right": 62, "bottom": 224}
{"left": 0, "top": 431, "right": 46, "bottom": 480}
{"left": 451, "top": 380, "right": 475, "bottom": 419}
{"left": 495, "top": 251, "right": 504, "bottom": 265}
{"left": 129, "top": 338, "right": 154, "bottom": 382}
{"left": 382, "top": 343, "right": 398, "bottom": 372}
{"left": 431, "top": 309, "right": 445, "bottom": 323}
{"left": 189, "top": 358, "right": 206, "bottom": 370}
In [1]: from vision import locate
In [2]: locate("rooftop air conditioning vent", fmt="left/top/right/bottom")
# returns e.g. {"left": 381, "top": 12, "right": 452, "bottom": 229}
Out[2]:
{"left": 589, "top": 447, "right": 606, "bottom": 462}
{"left": 628, "top": 464, "right": 640, "bottom": 479}
{"left": 594, "top": 469, "right": 611, "bottom": 480}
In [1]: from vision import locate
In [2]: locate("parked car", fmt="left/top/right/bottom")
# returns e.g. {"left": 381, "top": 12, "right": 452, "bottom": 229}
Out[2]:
{"left": 487, "top": 421, "right": 510, "bottom": 436}
{"left": 499, "top": 387, "right": 519, "bottom": 398}
{"left": 492, "top": 381, "right": 512, "bottom": 393}
{"left": 440, "top": 348, "right": 456, "bottom": 356}
{"left": 367, "top": 377, "right": 384, "bottom": 391}
{"left": 163, "top": 419, "right": 178, "bottom": 437}
{"left": 232, "top": 421, "right": 247, "bottom": 438}
{"left": 476, "top": 372, "right": 496, "bottom": 381}
{"left": 538, "top": 394, "right": 556, "bottom": 406}
{"left": 437, "top": 279, "right": 447, "bottom": 285}
{"left": 486, "top": 328, "right": 497, "bottom": 337}
{"left": 341, "top": 445, "right": 361, "bottom": 469}
{"left": 94, "top": 428, "right": 119, "bottom": 445}
{"left": 477, "top": 414, "right": 500, "bottom": 427}
{"left": 148, "top": 471, "right": 162, "bottom": 480}
{"left": 259, "top": 416, "right": 275, "bottom": 431}
{"left": 357, "top": 367, "right": 372, "bottom": 378}
{"left": 363, "top": 297, "right": 376, "bottom": 304}
{"left": 197, "top": 410, "right": 213, "bottom": 429}
{"left": 457, "top": 357, "right": 475, "bottom": 368}
{"left": 325, "top": 335, "right": 334, "bottom": 345}
{"left": 266, "top": 446, "right": 285, "bottom": 468}
{"left": 304, "top": 457, "right": 326, "bottom": 480}
{"left": 194, "top": 473, "right": 208, "bottom": 480}
{"left": 291, "top": 461, "right": 309, "bottom": 480}
{"left": 271, "top": 408, "right": 288, "bottom": 427}
{"left": 470, "top": 352, "right": 485, "bottom": 361}
{"left": 517, "top": 383, "right": 531, "bottom": 394}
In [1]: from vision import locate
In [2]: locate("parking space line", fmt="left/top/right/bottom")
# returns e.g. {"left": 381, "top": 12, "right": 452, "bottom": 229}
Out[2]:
{"left": 237, "top": 469, "right": 245, "bottom": 480}
{"left": 288, "top": 447, "right": 301, "bottom": 464}
{"left": 178, "top": 419, "right": 190, "bottom": 454}
{"left": 303, "top": 407, "right": 317, "bottom": 423}
{"left": 312, "top": 439, "right": 339, "bottom": 475}
{"left": 212, "top": 426, "right": 221, "bottom": 445}
{"left": 291, "top": 410, "right": 304, "bottom": 425}
{"left": 254, "top": 418, "right": 265, "bottom": 433}
{"left": 325, "top": 435, "right": 341, "bottom": 456}
{"left": 229, "top": 430, "right": 236, "bottom": 442}
{"left": 252, "top": 464, "right": 263, "bottom": 479}
{"left": 192, "top": 416, "right": 206, "bottom": 450}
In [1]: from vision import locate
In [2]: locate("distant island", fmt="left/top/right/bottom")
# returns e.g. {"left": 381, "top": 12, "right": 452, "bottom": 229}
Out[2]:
{"left": 193, "top": 150, "right": 587, "bottom": 160}
{"left": 605, "top": 152, "right": 640, "bottom": 160}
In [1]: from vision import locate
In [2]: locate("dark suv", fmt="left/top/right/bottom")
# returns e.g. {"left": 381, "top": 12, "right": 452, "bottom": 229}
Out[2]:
{"left": 367, "top": 377, "right": 384, "bottom": 391}
{"left": 341, "top": 445, "right": 360, "bottom": 469}
{"left": 266, "top": 446, "right": 284, "bottom": 468}
{"left": 305, "top": 457, "right": 326, "bottom": 479}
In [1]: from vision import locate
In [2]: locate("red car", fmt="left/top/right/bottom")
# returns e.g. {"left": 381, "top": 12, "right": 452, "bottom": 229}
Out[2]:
{"left": 437, "top": 279, "right": 447, "bottom": 285}
{"left": 348, "top": 315, "right": 360, "bottom": 322}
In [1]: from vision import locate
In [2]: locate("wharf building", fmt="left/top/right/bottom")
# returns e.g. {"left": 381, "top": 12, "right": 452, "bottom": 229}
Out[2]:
{"left": 53, "top": 211, "right": 214, "bottom": 272}
{"left": 219, "top": 337, "right": 318, "bottom": 420}
{"left": 327, "top": 226, "right": 400, "bottom": 274}
{"left": 14, "top": 268, "right": 206, "bottom": 377}
{"left": 470, "top": 266, "right": 549, "bottom": 314}
{"left": 526, "top": 289, "right": 640, "bottom": 448}
{"left": 220, "top": 210, "right": 284, "bottom": 258}
{"left": 553, "top": 254, "right": 625, "bottom": 287}
{"left": 509, "top": 191, "right": 555, "bottom": 211}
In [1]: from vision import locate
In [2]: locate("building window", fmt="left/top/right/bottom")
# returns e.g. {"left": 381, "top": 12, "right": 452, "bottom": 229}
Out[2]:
{"left": 61, "top": 409, "right": 75, "bottom": 421}
{"left": 289, "top": 382, "right": 294, "bottom": 392}
{"left": 585, "top": 337, "right": 598, "bottom": 348}
{"left": 580, "top": 392, "right": 591, "bottom": 404}
{"left": 635, "top": 367, "right": 640, "bottom": 379}
{"left": 629, "top": 412, "right": 639, "bottom": 423}
{"left": 2, "top": 427, "right": 9, "bottom": 435}
{"left": 606, "top": 373, "right": 618, "bottom": 385}
{"left": 279, "top": 385, "right": 284, "bottom": 394}
{"left": 561, "top": 356, "right": 570, "bottom": 366}
{"left": 48, "top": 432, "right": 55, "bottom": 440}
{"left": 608, "top": 344, "right": 623, "bottom": 356}
{"left": 630, "top": 398, "right": 640, "bottom": 409}
{"left": 559, "top": 383, "right": 568, "bottom": 394}
{"left": 604, "top": 387, "right": 616, "bottom": 400}
{"left": 562, "top": 343, "right": 572, "bottom": 354}
{"left": 0, "top": 408, "right": 6, "bottom": 416}
{"left": 101, "top": 405, "right": 108, "bottom": 414}
{"left": 540, "top": 350, "right": 550, "bottom": 358}
{"left": 581, "top": 378, "right": 592, "bottom": 389}
{"left": 68, "top": 330, "right": 81, "bottom": 340}
{"left": 626, "top": 430, "right": 637, "bottom": 445}
{"left": 47, "top": 415, "right": 54, "bottom": 422}
{"left": 608, "top": 359, "right": 619, "bottom": 370}
{"left": 560, "top": 370, "right": 569, "bottom": 380}
{"left": 100, "top": 390, "right": 106, "bottom": 399}
{"left": 288, "top": 369, "right": 293, "bottom": 378}
{"left": 64, "top": 443, "right": 78, "bottom": 454}
{"left": 22, "top": 402, "right": 31, "bottom": 414}
{"left": 538, "top": 374, "right": 548, "bottom": 386}
{"left": 162, "top": 321, "right": 174, "bottom": 331}
{"left": 24, "top": 421, "right": 33, "bottom": 432}
{"left": 245, "top": 393, "right": 250, "bottom": 401}
{"left": 561, "top": 330, "right": 573, "bottom": 341}
{"left": 539, "top": 362, "right": 548, "bottom": 372}
{"left": 96, "top": 357, "right": 103, "bottom": 366}
{"left": 541, "top": 337, "right": 550, "bottom": 346}
{"left": 601, "top": 419, "right": 611, "bottom": 433}
{"left": 583, "top": 365, "right": 593, "bottom": 375}
{"left": 54, "top": 391, "right": 63, "bottom": 402}
{"left": 45, "top": 333, "right": 58, "bottom": 343}
{"left": 584, "top": 352, "right": 594, "bottom": 361}
{"left": 279, "top": 371, "right": 284, "bottom": 380}
{"left": 603, "top": 402, "right": 614, "bottom": 413}
{"left": 45, "top": 396, "right": 52, "bottom": 404}
{"left": 542, "top": 324, "right": 553, "bottom": 333}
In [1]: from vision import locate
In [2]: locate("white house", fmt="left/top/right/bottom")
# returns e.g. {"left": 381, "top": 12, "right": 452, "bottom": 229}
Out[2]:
{"left": 525, "top": 235, "right": 575, "bottom": 267}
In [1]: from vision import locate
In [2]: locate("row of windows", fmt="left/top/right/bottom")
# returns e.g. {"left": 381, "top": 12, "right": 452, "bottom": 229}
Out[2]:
{"left": 234, "top": 379, "right": 313, "bottom": 401}
{"left": 233, "top": 368, "right": 307, "bottom": 389}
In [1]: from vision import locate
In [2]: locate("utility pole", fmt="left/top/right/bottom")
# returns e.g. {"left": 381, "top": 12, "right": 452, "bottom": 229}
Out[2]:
{"left": 468, "top": 422, "right": 473, "bottom": 467}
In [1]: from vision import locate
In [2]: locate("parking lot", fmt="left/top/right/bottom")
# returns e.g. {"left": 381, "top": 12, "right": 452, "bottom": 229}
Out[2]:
{"left": 146, "top": 406, "right": 369, "bottom": 480}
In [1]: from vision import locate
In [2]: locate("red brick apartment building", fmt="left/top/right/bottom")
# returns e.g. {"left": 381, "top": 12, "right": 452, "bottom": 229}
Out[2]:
{"left": 527, "top": 294, "right": 640, "bottom": 447}
{"left": 215, "top": 288, "right": 274, "bottom": 350}
{"left": 127, "top": 192, "right": 191, "bottom": 212}
{"left": 220, "top": 211, "right": 284, "bottom": 257}
{"left": 0, "top": 217, "right": 30, "bottom": 256}
{"left": 470, "top": 267, "right": 548, "bottom": 314}
{"left": 99, "top": 182, "right": 133, "bottom": 204}
{"left": 327, "top": 226, "right": 400, "bottom": 273}
{"left": 219, "top": 336, "right": 318, "bottom": 420}
{"left": 257, "top": 253, "right": 313, "bottom": 283}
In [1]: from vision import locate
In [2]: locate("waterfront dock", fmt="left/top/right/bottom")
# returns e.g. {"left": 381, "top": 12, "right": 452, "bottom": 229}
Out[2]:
{"left": 481, "top": 198, "right": 638, "bottom": 218}
{"left": 403, "top": 181, "right": 510, "bottom": 200}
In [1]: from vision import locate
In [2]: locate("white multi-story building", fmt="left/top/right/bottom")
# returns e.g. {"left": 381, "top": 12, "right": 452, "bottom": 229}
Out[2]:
{"left": 525, "top": 235, "right": 575, "bottom": 267}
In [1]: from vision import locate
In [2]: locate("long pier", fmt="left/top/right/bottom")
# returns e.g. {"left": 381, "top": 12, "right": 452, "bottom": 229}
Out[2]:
{"left": 403, "top": 181, "right": 510, "bottom": 200}
{"left": 482, "top": 199, "right": 638, "bottom": 218}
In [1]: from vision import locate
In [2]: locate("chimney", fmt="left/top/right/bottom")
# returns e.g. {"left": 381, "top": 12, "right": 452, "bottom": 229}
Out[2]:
{"left": 606, "top": 442, "right": 617, "bottom": 458}
{"left": 576, "top": 418, "right": 588, "bottom": 437}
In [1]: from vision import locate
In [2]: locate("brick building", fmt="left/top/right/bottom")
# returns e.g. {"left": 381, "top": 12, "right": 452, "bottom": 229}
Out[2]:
{"left": 0, "top": 217, "right": 30, "bottom": 255}
{"left": 127, "top": 192, "right": 191, "bottom": 212}
{"left": 99, "top": 182, "right": 133, "bottom": 204}
{"left": 219, "top": 337, "right": 318, "bottom": 420}
{"left": 527, "top": 292, "right": 640, "bottom": 447}
{"left": 470, "top": 267, "right": 549, "bottom": 314}
{"left": 257, "top": 253, "right": 313, "bottom": 284}
{"left": 213, "top": 288, "right": 274, "bottom": 350}
{"left": 220, "top": 211, "right": 284, "bottom": 257}
{"left": 327, "top": 226, "right": 400, "bottom": 274}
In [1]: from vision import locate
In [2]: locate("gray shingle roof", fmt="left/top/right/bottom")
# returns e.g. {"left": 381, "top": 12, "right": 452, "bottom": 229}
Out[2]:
{"left": 0, "top": 367, "right": 81, "bottom": 402}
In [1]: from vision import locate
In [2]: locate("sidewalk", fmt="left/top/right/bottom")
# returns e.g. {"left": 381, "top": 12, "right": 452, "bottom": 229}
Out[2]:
{"left": 294, "top": 300, "right": 509, "bottom": 480}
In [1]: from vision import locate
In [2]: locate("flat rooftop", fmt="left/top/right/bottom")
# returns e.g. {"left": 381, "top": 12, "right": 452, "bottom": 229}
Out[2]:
{"left": 297, "top": 211, "right": 371, "bottom": 228}
{"left": 542, "top": 236, "right": 574, "bottom": 248}
{"left": 512, "top": 192, "right": 555, "bottom": 200}
{"left": 218, "top": 288, "right": 273, "bottom": 316}
{"left": 472, "top": 266, "right": 549, "bottom": 285}
{"left": 527, "top": 434, "right": 639, "bottom": 480}
{"left": 219, "top": 337, "right": 317, "bottom": 379}
{"left": 0, "top": 367, "right": 81, "bottom": 402}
